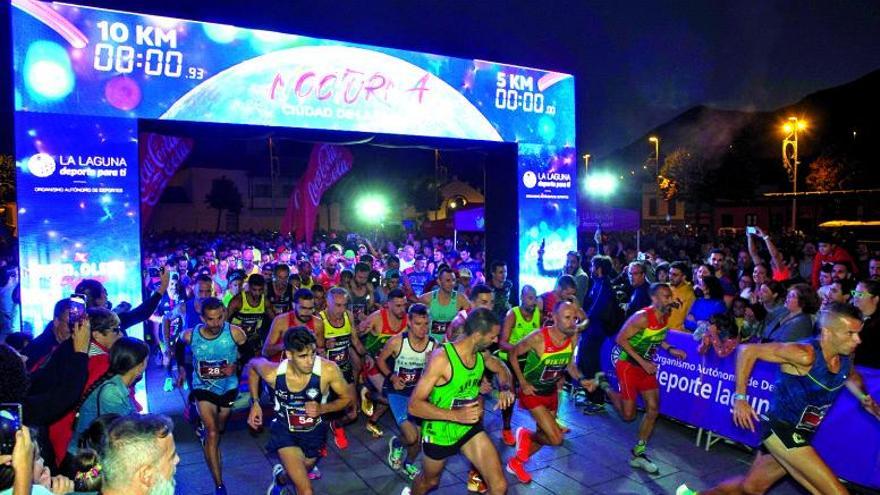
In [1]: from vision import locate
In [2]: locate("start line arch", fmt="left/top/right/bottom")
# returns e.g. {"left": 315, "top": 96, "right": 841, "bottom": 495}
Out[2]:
{"left": 9, "top": 0, "right": 577, "bottom": 336}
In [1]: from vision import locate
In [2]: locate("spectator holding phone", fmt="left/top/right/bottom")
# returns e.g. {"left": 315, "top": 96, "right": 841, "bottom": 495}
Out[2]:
{"left": 698, "top": 312, "right": 740, "bottom": 358}
{"left": 22, "top": 300, "right": 76, "bottom": 373}
{"left": 0, "top": 423, "right": 75, "bottom": 495}
{"left": 75, "top": 265, "right": 170, "bottom": 331}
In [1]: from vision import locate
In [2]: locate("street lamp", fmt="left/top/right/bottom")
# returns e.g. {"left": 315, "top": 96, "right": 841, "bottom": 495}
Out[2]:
{"left": 782, "top": 116, "right": 807, "bottom": 231}
{"left": 648, "top": 136, "right": 660, "bottom": 176}
{"left": 583, "top": 153, "right": 591, "bottom": 176}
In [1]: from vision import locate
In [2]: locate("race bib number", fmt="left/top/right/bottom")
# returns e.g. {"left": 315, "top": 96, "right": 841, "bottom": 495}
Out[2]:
{"left": 796, "top": 404, "right": 830, "bottom": 432}
{"left": 285, "top": 404, "right": 318, "bottom": 432}
{"left": 540, "top": 365, "right": 565, "bottom": 383}
{"left": 397, "top": 366, "right": 422, "bottom": 385}
{"left": 641, "top": 344, "right": 659, "bottom": 360}
{"left": 198, "top": 359, "right": 228, "bottom": 380}
{"left": 327, "top": 346, "right": 348, "bottom": 364}
{"left": 451, "top": 397, "right": 479, "bottom": 410}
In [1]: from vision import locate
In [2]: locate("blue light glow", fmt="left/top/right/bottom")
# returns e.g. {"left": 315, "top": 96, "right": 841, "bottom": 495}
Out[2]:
{"left": 23, "top": 41, "right": 74, "bottom": 102}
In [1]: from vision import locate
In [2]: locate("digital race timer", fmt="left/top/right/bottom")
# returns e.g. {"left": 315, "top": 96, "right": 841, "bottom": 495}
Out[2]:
{"left": 494, "top": 73, "right": 556, "bottom": 115}
{"left": 92, "top": 21, "right": 205, "bottom": 80}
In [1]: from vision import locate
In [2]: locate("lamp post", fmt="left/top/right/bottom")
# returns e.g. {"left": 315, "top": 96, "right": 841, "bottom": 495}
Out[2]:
{"left": 782, "top": 116, "right": 807, "bottom": 232}
{"left": 648, "top": 136, "right": 660, "bottom": 182}
{"left": 582, "top": 153, "right": 591, "bottom": 176}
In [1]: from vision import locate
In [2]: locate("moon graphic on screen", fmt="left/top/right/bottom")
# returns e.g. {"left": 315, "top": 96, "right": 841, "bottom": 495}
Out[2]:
{"left": 161, "top": 45, "right": 503, "bottom": 142}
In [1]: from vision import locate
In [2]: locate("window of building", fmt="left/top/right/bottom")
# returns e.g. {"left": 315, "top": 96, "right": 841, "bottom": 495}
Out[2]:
{"left": 721, "top": 214, "right": 733, "bottom": 227}
{"left": 745, "top": 213, "right": 758, "bottom": 226}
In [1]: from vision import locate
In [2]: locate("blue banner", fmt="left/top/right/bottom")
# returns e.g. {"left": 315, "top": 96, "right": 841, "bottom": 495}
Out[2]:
{"left": 15, "top": 112, "right": 142, "bottom": 335}
{"left": 601, "top": 331, "right": 880, "bottom": 488}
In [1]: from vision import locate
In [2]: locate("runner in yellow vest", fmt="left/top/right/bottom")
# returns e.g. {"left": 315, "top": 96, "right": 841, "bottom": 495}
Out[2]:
{"left": 318, "top": 287, "right": 366, "bottom": 450}
{"left": 496, "top": 285, "right": 541, "bottom": 446}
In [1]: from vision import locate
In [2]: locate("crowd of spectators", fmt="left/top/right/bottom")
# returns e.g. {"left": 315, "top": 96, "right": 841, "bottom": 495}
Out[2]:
{"left": 0, "top": 223, "right": 878, "bottom": 492}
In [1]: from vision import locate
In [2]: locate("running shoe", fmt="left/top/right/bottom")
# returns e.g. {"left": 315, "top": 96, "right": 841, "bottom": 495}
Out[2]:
{"left": 505, "top": 457, "right": 532, "bottom": 484}
{"left": 308, "top": 465, "right": 322, "bottom": 480}
{"left": 582, "top": 402, "right": 606, "bottom": 415}
{"left": 594, "top": 371, "right": 611, "bottom": 392}
{"left": 360, "top": 386, "right": 374, "bottom": 417}
{"left": 466, "top": 468, "right": 488, "bottom": 494}
{"left": 400, "top": 488, "right": 411, "bottom": 495}
{"left": 402, "top": 462, "right": 420, "bottom": 480}
{"left": 501, "top": 428, "right": 515, "bottom": 446}
{"left": 514, "top": 427, "right": 532, "bottom": 462}
{"left": 163, "top": 377, "right": 174, "bottom": 392}
{"left": 266, "top": 464, "right": 289, "bottom": 495}
{"left": 675, "top": 484, "right": 698, "bottom": 495}
{"left": 214, "top": 484, "right": 227, "bottom": 495}
{"left": 365, "top": 421, "right": 384, "bottom": 438}
{"left": 388, "top": 436, "right": 405, "bottom": 470}
{"left": 629, "top": 451, "right": 660, "bottom": 474}
{"left": 332, "top": 423, "right": 349, "bottom": 449}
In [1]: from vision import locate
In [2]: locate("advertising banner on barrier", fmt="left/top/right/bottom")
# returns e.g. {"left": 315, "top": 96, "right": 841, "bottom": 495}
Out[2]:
{"left": 600, "top": 330, "right": 880, "bottom": 488}
{"left": 281, "top": 143, "right": 352, "bottom": 245}
{"left": 600, "top": 330, "right": 773, "bottom": 446}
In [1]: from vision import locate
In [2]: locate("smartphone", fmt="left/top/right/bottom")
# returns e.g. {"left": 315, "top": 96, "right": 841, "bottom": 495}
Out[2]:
{"left": 0, "top": 403, "right": 22, "bottom": 455}
{"left": 746, "top": 226, "right": 757, "bottom": 236}
{"left": 148, "top": 266, "right": 160, "bottom": 278}
{"left": 69, "top": 294, "right": 87, "bottom": 324}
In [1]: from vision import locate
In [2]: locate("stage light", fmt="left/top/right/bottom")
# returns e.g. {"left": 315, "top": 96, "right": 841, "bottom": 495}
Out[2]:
{"left": 356, "top": 194, "right": 389, "bottom": 223}
{"left": 584, "top": 173, "right": 618, "bottom": 196}
{"left": 23, "top": 41, "right": 74, "bottom": 102}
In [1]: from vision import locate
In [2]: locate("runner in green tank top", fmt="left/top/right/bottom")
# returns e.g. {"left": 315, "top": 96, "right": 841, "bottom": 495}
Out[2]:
{"left": 496, "top": 285, "right": 542, "bottom": 446}
{"left": 405, "top": 308, "right": 515, "bottom": 495}
{"left": 596, "top": 283, "right": 688, "bottom": 475}
{"left": 506, "top": 300, "right": 596, "bottom": 484}
{"left": 419, "top": 267, "right": 470, "bottom": 343}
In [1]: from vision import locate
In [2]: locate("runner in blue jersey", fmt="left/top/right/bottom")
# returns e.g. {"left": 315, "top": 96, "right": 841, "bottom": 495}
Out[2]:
{"left": 677, "top": 303, "right": 880, "bottom": 495}
{"left": 175, "top": 297, "right": 248, "bottom": 495}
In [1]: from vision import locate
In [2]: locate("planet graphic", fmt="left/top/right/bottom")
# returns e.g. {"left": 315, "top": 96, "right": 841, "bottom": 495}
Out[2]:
{"left": 26, "top": 153, "right": 56, "bottom": 177}
{"left": 161, "top": 45, "right": 503, "bottom": 142}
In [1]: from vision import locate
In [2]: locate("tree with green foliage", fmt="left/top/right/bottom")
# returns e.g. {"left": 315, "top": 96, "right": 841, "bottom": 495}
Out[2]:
{"left": 205, "top": 175, "right": 243, "bottom": 232}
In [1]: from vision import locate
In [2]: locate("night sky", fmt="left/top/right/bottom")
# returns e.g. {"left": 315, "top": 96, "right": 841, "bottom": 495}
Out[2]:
{"left": 5, "top": 0, "right": 880, "bottom": 157}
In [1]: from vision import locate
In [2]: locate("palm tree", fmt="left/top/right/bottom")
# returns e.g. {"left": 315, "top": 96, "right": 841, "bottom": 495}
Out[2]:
{"left": 204, "top": 176, "right": 243, "bottom": 232}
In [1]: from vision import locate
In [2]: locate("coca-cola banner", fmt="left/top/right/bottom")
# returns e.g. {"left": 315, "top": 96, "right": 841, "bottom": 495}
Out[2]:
{"left": 139, "top": 133, "right": 194, "bottom": 224}
{"left": 281, "top": 144, "right": 353, "bottom": 244}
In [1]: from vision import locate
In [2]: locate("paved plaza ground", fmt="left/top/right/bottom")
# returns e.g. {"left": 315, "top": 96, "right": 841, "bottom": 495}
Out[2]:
{"left": 146, "top": 366, "right": 869, "bottom": 495}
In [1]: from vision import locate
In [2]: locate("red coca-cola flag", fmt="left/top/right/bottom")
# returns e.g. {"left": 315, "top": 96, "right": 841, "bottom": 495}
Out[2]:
{"left": 139, "top": 133, "right": 194, "bottom": 224}
{"left": 281, "top": 143, "right": 353, "bottom": 244}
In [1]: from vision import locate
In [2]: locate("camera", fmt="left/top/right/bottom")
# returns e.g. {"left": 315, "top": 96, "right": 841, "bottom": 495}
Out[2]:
{"left": 0, "top": 403, "right": 22, "bottom": 455}
{"left": 69, "top": 294, "right": 87, "bottom": 324}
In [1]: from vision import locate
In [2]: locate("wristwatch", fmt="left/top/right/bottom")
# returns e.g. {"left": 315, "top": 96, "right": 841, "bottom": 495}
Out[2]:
{"left": 733, "top": 393, "right": 747, "bottom": 402}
